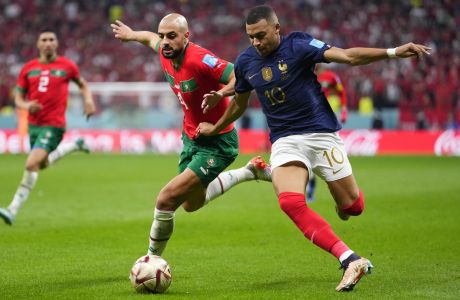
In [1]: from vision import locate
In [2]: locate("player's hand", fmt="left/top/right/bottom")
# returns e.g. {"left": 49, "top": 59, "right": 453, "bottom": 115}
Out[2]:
{"left": 84, "top": 101, "right": 96, "bottom": 120}
{"left": 26, "top": 100, "right": 42, "bottom": 114}
{"left": 195, "top": 122, "right": 217, "bottom": 138}
{"left": 201, "top": 91, "right": 223, "bottom": 114}
{"left": 340, "top": 107, "right": 348, "bottom": 123}
{"left": 396, "top": 43, "right": 431, "bottom": 58}
{"left": 111, "top": 20, "right": 134, "bottom": 42}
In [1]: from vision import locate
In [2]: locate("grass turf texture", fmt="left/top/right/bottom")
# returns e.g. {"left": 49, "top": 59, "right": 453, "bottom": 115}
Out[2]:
{"left": 0, "top": 154, "right": 459, "bottom": 299}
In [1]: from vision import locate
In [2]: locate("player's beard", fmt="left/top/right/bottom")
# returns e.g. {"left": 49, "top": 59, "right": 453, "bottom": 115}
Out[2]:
{"left": 161, "top": 46, "right": 181, "bottom": 59}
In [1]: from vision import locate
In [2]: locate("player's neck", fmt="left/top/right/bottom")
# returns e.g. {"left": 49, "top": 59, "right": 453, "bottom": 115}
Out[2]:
{"left": 39, "top": 54, "right": 57, "bottom": 64}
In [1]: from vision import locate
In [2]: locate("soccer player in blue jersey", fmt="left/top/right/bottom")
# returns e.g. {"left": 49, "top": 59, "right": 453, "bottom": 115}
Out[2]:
{"left": 197, "top": 5, "right": 431, "bottom": 292}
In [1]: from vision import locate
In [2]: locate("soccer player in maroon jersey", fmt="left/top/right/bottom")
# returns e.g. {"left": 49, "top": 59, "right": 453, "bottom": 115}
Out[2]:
{"left": 111, "top": 14, "right": 271, "bottom": 257}
{"left": 0, "top": 30, "right": 96, "bottom": 226}
{"left": 198, "top": 5, "right": 430, "bottom": 291}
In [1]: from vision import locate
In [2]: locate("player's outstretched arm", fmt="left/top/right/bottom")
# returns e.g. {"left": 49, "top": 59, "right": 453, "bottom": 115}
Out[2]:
{"left": 75, "top": 78, "right": 96, "bottom": 120}
{"left": 202, "top": 71, "right": 236, "bottom": 114}
{"left": 325, "top": 42, "right": 431, "bottom": 66}
{"left": 111, "top": 20, "right": 160, "bottom": 50}
{"left": 197, "top": 91, "right": 250, "bottom": 137}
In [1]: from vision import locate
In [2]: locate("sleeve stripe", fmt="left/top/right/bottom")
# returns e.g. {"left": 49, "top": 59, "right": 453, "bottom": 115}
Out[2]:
{"left": 219, "top": 63, "right": 234, "bottom": 84}
{"left": 154, "top": 40, "right": 161, "bottom": 53}
{"left": 15, "top": 86, "right": 26, "bottom": 93}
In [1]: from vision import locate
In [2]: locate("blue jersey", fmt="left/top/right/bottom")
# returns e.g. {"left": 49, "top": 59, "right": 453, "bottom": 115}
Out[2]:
{"left": 234, "top": 32, "right": 341, "bottom": 143}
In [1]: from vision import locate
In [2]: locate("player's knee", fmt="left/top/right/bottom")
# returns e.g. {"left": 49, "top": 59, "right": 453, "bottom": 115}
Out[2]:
{"left": 343, "top": 190, "right": 365, "bottom": 216}
{"left": 156, "top": 189, "right": 178, "bottom": 211}
{"left": 25, "top": 163, "right": 40, "bottom": 172}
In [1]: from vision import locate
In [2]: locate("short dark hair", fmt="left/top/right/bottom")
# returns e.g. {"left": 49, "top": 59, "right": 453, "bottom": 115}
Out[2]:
{"left": 38, "top": 28, "right": 58, "bottom": 38}
{"left": 246, "top": 5, "right": 277, "bottom": 25}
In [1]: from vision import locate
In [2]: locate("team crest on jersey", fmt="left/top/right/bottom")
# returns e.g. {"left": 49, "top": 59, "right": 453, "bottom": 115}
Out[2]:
{"left": 278, "top": 62, "right": 288, "bottom": 73}
{"left": 278, "top": 61, "right": 289, "bottom": 80}
{"left": 207, "top": 158, "right": 215, "bottom": 167}
{"left": 262, "top": 67, "right": 273, "bottom": 81}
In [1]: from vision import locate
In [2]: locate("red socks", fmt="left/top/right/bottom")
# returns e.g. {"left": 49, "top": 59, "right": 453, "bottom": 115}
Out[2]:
{"left": 341, "top": 190, "right": 365, "bottom": 216}
{"left": 278, "top": 192, "right": 349, "bottom": 258}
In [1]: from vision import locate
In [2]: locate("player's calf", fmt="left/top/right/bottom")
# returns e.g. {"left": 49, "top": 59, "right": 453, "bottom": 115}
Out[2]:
{"left": 337, "top": 190, "right": 365, "bottom": 220}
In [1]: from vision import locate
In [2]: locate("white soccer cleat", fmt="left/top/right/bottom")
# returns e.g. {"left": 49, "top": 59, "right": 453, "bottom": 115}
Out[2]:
{"left": 246, "top": 156, "right": 272, "bottom": 182}
{"left": 75, "top": 137, "right": 90, "bottom": 153}
{"left": 336, "top": 257, "right": 373, "bottom": 292}
{"left": 0, "top": 207, "right": 15, "bottom": 226}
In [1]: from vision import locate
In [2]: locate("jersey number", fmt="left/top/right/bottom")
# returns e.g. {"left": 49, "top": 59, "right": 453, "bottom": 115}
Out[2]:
{"left": 38, "top": 76, "right": 49, "bottom": 92}
{"left": 177, "top": 91, "right": 189, "bottom": 110}
{"left": 323, "top": 147, "right": 344, "bottom": 167}
{"left": 264, "top": 87, "right": 286, "bottom": 106}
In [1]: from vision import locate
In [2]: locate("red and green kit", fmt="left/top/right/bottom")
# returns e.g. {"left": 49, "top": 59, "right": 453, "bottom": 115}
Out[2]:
{"left": 16, "top": 56, "right": 80, "bottom": 128}
{"left": 155, "top": 42, "right": 234, "bottom": 139}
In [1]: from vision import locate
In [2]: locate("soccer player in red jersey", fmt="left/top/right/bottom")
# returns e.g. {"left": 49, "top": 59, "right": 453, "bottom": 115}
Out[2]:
{"left": 198, "top": 5, "right": 430, "bottom": 291}
{"left": 318, "top": 68, "right": 348, "bottom": 124}
{"left": 0, "top": 30, "right": 96, "bottom": 225}
{"left": 111, "top": 14, "right": 271, "bottom": 257}
{"left": 307, "top": 68, "right": 349, "bottom": 202}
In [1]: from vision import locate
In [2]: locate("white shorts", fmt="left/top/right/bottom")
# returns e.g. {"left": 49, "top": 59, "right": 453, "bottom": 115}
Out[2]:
{"left": 270, "top": 132, "right": 352, "bottom": 182}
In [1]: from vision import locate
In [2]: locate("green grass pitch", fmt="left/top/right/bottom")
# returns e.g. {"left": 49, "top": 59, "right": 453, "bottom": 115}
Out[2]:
{"left": 1, "top": 154, "right": 459, "bottom": 299}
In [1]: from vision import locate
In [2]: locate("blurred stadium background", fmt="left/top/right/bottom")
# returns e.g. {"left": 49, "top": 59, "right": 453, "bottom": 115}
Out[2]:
{"left": 0, "top": 0, "right": 459, "bottom": 155}
{"left": 1, "top": 2, "right": 460, "bottom": 299}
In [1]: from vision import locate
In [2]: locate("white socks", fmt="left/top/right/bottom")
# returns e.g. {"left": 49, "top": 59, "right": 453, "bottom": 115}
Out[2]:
{"left": 8, "top": 170, "right": 38, "bottom": 215}
{"left": 148, "top": 208, "right": 175, "bottom": 256}
{"left": 48, "top": 141, "right": 79, "bottom": 165}
{"left": 339, "top": 250, "right": 354, "bottom": 264}
{"left": 205, "top": 167, "right": 255, "bottom": 204}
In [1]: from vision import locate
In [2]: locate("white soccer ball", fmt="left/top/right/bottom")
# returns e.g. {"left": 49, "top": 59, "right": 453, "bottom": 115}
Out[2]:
{"left": 129, "top": 255, "right": 172, "bottom": 293}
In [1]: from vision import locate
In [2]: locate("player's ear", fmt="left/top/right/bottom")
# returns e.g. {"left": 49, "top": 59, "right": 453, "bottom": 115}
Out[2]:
{"left": 274, "top": 23, "right": 280, "bottom": 34}
{"left": 184, "top": 31, "right": 190, "bottom": 39}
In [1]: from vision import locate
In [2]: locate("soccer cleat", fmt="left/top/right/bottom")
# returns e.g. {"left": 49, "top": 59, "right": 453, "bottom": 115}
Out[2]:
{"left": 0, "top": 207, "right": 15, "bottom": 225}
{"left": 336, "top": 206, "right": 350, "bottom": 221}
{"left": 336, "top": 257, "right": 373, "bottom": 292}
{"left": 76, "top": 137, "right": 90, "bottom": 153}
{"left": 246, "top": 156, "right": 272, "bottom": 182}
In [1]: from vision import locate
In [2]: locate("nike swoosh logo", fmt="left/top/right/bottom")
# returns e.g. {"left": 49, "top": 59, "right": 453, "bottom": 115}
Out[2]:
{"left": 248, "top": 73, "right": 258, "bottom": 80}
{"left": 200, "top": 167, "right": 209, "bottom": 175}
{"left": 332, "top": 167, "right": 344, "bottom": 175}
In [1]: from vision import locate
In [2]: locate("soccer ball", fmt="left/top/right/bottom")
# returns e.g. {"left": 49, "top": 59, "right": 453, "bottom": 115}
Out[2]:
{"left": 129, "top": 255, "right": 172, "bottom": 293}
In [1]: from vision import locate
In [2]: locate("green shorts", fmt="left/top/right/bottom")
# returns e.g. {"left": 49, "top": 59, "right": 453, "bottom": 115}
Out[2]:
{"left": 179, "top": 129, "right": 239, "bottom": 186}
{"left": 29, "top": 124, "right": 65, "bottom": 153}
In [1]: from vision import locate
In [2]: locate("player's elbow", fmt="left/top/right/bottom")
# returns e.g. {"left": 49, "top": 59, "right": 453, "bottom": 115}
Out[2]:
{"left": 341, "top": 49, "right": 362, "bottom": 66}
{"left": 349, "top": 59, "right": 362, "bottom": 66}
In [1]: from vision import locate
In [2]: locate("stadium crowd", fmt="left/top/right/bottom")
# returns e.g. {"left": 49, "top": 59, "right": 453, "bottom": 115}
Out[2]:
{"left": 0, "top": 0, "right": 458, "bottom": 129}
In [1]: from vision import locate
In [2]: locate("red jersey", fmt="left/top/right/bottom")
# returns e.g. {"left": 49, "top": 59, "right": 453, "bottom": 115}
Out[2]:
{"left": 317, "top": 70, "right": 347, "bottom": 107}
{"left": 16, "top": 56, "right": 80, "bottom": 128}
{"left": 157, "top": 42, "right": 234, "bottom": 138}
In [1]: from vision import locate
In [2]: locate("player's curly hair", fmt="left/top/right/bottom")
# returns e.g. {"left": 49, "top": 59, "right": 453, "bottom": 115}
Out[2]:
{"left": 246, "top": 5, "right": 278, "bottom": 25}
